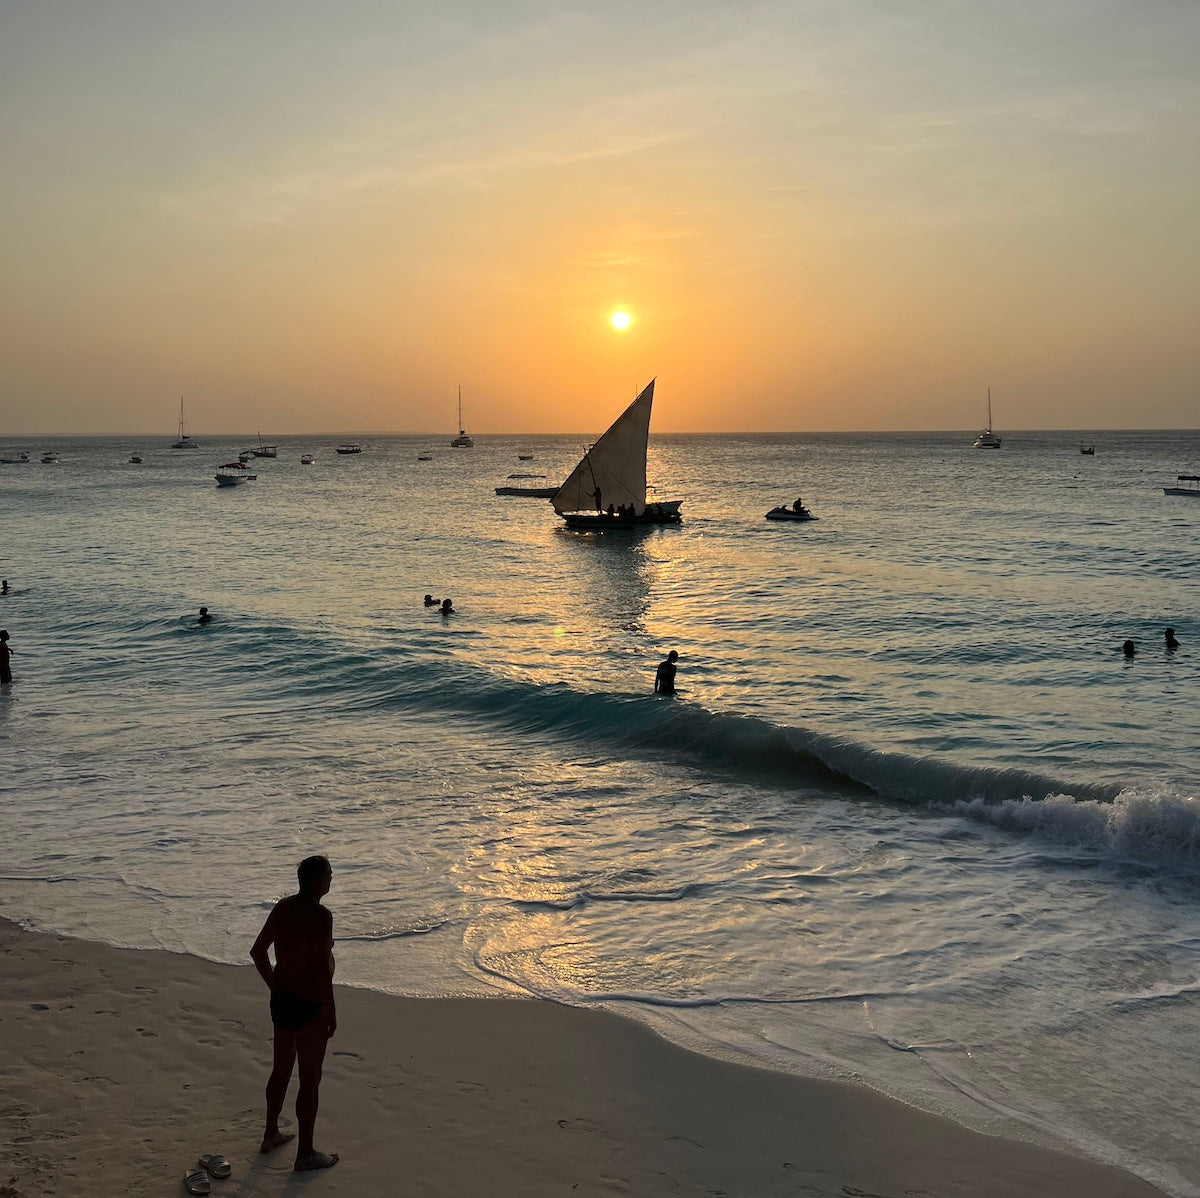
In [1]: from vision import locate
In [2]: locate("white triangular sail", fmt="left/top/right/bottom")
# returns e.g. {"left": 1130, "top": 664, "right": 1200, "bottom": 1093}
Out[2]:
{"left": 553, "top": 379, "right": 654, "bottom": 516}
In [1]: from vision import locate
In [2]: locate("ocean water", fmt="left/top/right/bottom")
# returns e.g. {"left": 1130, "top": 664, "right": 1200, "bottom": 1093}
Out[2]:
{"left": 2, "top": 429, "right": 1198, "bottom": 1194}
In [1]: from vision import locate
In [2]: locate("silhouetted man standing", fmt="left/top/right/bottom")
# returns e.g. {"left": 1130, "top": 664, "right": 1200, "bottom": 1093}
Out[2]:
{"left": 251, "top": 855, "right": 339, "bottom": 1172}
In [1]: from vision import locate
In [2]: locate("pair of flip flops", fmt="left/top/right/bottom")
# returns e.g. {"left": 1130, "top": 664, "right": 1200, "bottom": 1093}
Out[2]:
{"left": 184, "top": 1155, "right": 232, "bottom": 1194}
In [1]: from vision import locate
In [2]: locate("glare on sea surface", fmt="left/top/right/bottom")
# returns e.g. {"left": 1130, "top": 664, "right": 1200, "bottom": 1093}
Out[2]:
{"left": 609, "top": 310, "right": 632, "bottom": 331}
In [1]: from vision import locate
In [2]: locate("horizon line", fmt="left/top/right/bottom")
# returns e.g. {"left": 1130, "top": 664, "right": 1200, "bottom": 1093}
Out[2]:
{"left": 4, "top": 427, "right": 1200, "bottom": 440}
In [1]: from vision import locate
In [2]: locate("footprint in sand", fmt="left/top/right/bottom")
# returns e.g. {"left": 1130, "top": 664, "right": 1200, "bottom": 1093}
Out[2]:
{"left": 332, "top": 1050, "right": 363, "bottom": 1060}
{"left": 135, "top": 1028, "right": 157, "bottom": 1037}
{"left": 557, "top": 1117, "right": 606, "bottom": 1134}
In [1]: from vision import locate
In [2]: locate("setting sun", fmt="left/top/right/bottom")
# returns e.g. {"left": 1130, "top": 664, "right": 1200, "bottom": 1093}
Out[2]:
{"left": 609, "top": 310, "right": 632, "bottom": 331}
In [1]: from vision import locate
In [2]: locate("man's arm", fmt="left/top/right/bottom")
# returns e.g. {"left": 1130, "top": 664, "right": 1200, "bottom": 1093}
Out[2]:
{"left": 250, "top": 907, "right": 277, "bottom": 990}
{"left": 321, "top": 909, "right": 337, "bottom": 1038}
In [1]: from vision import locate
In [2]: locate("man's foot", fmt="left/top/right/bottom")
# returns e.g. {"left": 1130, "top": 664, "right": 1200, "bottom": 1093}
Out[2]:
{"left": 294, "top": 1151, "right": 339, "bottom": 1172}
{"left": 260, "top": 1130, "right": 296, "bottom": 1154}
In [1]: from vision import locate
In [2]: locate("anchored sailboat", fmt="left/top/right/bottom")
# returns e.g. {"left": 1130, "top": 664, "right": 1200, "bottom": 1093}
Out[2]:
{"left": 972, "top": 388, "right": 1002, "bottom": 449}
{"left": 450, "top": 387, "right": 473, "bottom": 447}
{"left": 552, "top": 379, "right": 682, "bottom": 528}
{"left": 172, "top": 397, "right": 199, "bottom": 449}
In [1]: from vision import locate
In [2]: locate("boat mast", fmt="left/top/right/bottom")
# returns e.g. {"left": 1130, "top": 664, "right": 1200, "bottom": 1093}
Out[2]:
{"left": 986, "top": 387, "right": 992, "bottom": 433}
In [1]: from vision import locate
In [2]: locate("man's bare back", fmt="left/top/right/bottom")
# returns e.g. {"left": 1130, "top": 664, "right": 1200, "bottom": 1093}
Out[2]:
{"left": 262, "top": 893, "right": 335, "bottom": 1003}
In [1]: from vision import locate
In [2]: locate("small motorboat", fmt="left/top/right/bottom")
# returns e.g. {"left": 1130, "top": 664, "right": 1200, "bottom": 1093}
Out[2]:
{"left": 40, "top": 450, "right": 60, "bottom": 464}
{"left": 496, "top": 485, "right": 559, "bottom": 498}
{"left": 1, "top": 452, "right": 31, "bottom": 464}
{"left": 1080, "top": 442, "right": 1095, "bottom": 455}
{"left": 766, "top": 503, "right": 817, "bottom": 522}
{"left": 518, "top": 453, "right": 533, "bottom": 460}
{"left": 1164, "top": 474, "right": 1200, "bottom": 498}
{"left": 215, "top": 461, "right": 258, "bottom": 486}
{"left": 417, "top": 452, "right": 433, "bottom": 461}
{"left": 129, "top": 454, "right": 143, "bottom": 464}
{"left": 238, "top": 450, "right": 254, "bottom": 463}
{"left": 301, "top": 453, "right": 316, "bottom": 465}
{"left": 336, "top": 443, "right": 362, "bottom": 455}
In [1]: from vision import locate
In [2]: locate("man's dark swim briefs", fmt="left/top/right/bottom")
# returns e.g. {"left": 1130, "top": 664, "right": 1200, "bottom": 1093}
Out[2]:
{"left": 270, "top": 989, "right": 323, "bottom": 1031}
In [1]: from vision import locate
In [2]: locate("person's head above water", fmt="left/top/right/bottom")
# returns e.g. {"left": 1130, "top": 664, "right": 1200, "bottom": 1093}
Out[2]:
{"left": 441, "top": 598, "right": 454, "bottom": 612}
{"left": 1122, "top": 640, "right": 1136, "bottom": 656}
{"left": 297, "top": 854, "right": 332, "bottom": 897}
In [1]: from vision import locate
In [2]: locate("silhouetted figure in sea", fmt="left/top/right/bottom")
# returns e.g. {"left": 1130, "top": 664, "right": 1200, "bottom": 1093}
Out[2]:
{"left": 1, "top": 579, "right": 8, "bottom": 595}
{"left": 197, "top": 606, "right": 212, "bottom": 625}
{"left": 1122, "top": 640, "right": 1136, "bottom": 657}
{"left": 251, "top": 855, "right": 340, "bottom": 1174}
{"left": 0, "top": 629, "right": 12, "bottom": 685}
{"left": 423, "top": 594, "right": 439, "bottom": 607}
{"left": 655, "top": 649, "right": 679, "bottom": 695}
{"left": 1165, "top": 628, "right": 1180, "bottom": 650}
{"left": 440, "top": 598, "right": 454, "bottom": 615}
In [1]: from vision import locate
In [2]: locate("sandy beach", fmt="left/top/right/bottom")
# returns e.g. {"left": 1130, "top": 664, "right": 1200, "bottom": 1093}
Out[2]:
{"left": 0, "top": 916, "right": 1163, "bottom": 1198}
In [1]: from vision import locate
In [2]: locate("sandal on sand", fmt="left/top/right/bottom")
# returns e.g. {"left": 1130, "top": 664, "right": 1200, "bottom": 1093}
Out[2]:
{"left": 184, "top": 1169, "right": 211, "bottom": 1195}
{"left": 198, "top": 1154, "right": 232, "bottom": 1179}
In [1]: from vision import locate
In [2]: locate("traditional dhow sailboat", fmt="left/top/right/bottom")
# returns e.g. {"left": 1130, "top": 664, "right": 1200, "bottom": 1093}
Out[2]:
{"left": 551, "top": 379, "right": 682, "bottom": 528}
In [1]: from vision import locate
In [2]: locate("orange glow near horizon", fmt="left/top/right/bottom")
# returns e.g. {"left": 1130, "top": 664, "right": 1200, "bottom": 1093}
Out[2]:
{"left": 1, "top": 6, "right": 1197, "bottom": 434}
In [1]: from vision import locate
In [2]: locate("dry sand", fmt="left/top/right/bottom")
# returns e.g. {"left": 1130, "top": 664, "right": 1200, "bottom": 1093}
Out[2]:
{"left": 0, "top": 916, "right": 1163, "bottom": 1197}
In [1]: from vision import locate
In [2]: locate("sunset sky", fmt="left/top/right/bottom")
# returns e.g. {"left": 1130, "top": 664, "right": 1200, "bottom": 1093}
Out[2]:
{"left": 2, "top": 1, "right": 1196, "bottom": 434}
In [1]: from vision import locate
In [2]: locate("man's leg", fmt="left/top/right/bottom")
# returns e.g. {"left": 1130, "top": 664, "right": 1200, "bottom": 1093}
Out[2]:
{"left": 260, "top": 1026, "right": 298, "bottom": 1153}
{"left": 293, "top": 1020, "right": 338, "bottom": 1171}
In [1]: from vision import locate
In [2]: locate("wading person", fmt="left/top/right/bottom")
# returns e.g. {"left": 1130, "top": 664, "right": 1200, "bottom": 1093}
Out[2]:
{"left": 654, "top": 649, "right": 679, "bottom": 695}
{"left": 251, "top": 855, "right": 339, "bottom": 1172}
{"left": 0, "top": 629, "right": 12, "bottom": 685}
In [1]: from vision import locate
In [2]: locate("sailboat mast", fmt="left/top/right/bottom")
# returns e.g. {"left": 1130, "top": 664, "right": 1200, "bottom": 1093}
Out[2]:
{"left": 986, "top": 387, "right": 992, "bottom": 432}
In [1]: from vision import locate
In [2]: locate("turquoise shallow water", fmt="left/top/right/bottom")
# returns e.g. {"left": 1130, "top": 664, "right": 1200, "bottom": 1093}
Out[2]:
{"left": 2, "top": 429, "right": 1199, "bottom": 1193}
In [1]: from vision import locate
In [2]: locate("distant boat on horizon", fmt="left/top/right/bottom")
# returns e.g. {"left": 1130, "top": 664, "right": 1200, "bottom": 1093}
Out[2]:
{"left": 450, "top": 387, "right": 473, "bottom": 448}
{"left": 973, "top": 389, "right": 1002, "bottom": 449}
{"left": 171, "top": 397, "right": 199, "bottom": 449}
